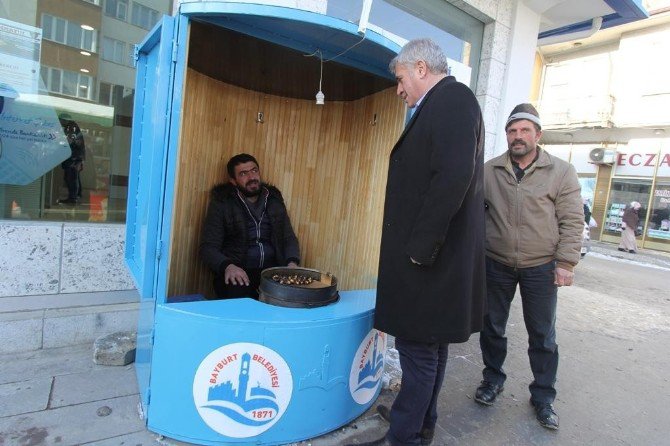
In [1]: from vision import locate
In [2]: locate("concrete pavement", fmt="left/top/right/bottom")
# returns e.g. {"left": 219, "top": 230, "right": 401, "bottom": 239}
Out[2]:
{"left": 1, "top": 241, "right": 669, "bottom": 445}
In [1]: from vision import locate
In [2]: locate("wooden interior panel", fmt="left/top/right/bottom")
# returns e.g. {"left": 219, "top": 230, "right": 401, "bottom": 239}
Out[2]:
{"left": 167, "top": 68, "right": 405, "bottom": 297}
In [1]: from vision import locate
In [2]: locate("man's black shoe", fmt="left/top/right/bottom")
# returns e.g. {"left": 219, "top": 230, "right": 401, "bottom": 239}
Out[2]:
{"left": 531, "top": 401, "right": 559, "bottom": 430}
{"left": 345, "top": 435, "right": 391, "bottom": 446}
{"left": 474, "top": 381, "right": 503, "bottom": 406}
{"left": 419, "top": 427, "right": 435, "bottom": 445}
{"left": 376, "top": 405, "right": 434, "bottom": 445}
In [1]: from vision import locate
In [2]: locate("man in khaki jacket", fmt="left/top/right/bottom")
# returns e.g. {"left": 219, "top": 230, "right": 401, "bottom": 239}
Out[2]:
{"left": 474, "top": 103, "right": 583, "bottom": 430}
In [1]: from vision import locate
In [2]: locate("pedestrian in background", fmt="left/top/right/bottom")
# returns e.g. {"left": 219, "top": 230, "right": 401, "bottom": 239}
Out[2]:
{"left": 349, "top": 38, "right": 486, "bottom": 446}
{"left": 58, "top": 113, "right": 86, "bottom": 205}
{"left": 583, "top": 198, "right": 592, "bottom": 225}
{"left": 474, "top": 103, "right": 583, "bottom": 430}
{"left": 619, "top": 201, "right": 642, "bottom": 254}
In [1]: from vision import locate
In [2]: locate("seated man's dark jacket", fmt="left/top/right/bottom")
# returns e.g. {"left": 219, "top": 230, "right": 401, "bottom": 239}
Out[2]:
{"left": 200, "top": 183, "right": 300, "bottom": 275}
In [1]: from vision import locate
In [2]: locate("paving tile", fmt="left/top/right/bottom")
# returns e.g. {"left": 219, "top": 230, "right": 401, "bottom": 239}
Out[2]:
{"left": 79, "top": 430, "right": 165, "bottom": 445}
{"left": 0, "top": 344, "right": 94, "bottom": 384}
{"left": 50, "top": 365, "right": 138, "bottom": 408}
{"left": 0, "top": 395, "right": 146, "bottom": 445}
{"left": 0, "top": 377, "right": 52, "bottom": 417}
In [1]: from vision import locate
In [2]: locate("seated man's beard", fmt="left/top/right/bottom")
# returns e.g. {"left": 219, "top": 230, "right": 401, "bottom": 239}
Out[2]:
{"left": 238, "top": 181, "right": 261, "bottom": 197}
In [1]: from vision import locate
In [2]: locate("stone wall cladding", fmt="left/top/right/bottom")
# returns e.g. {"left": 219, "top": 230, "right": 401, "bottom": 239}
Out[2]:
{"left": 0, "top": 222, "right": 134, "bottom": 298}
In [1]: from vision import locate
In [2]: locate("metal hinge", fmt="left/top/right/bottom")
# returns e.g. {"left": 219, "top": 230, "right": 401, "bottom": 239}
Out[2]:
{"left": 132, "top": 44, "right": 140, "bottom": 66}
{"left": 171, "top": 41, "right": 178, "bottom": 63}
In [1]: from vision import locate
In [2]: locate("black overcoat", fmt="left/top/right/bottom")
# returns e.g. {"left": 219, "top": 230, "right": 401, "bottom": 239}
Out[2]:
{"left": 374, "top": 76, "right": 486, "bottom": 344}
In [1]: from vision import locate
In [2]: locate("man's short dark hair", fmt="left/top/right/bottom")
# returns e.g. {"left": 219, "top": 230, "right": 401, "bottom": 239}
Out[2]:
{"left": 227, "top": 153, "right": 259, "bottom": 178}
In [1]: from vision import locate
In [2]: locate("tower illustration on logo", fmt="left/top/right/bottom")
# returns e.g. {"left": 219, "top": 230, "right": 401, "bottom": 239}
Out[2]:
{"left": 202, "top": 353, "right": 280, "bottom": 426}
{"left": 193, "top": 343, "right": 293, "bottom": 438}
{"left": 349, "top": 330, "right": 387, "bottom": 404}
{"left": 299, "top": 344, "right": 346, "bottom": 390}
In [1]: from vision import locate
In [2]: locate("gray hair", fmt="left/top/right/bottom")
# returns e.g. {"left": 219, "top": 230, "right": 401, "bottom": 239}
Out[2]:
{"left": 389, "top": 38, "right": 449, "bottom": 75}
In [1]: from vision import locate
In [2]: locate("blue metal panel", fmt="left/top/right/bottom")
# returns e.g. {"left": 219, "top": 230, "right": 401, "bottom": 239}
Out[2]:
{"left": 147, "top": 290, "right": 382, "bottom": 445}
{"left": 179, "top": 2, "right": 400, "bottom": 80}
{"left": 154, "top": 13, "right": 190, "bottom": 305}
{"left": 125, "top": 15, "right": 176, "bottom": 298}
{"left": 538, "top": 0, "right": 648, "bottom": 40}
{"left": 124, "top": 14, "right": 176, "bottom": 416}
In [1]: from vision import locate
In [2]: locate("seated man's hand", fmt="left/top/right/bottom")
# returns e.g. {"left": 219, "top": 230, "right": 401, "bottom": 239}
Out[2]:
{"left": 224, "top": 264, "right": 250, "bottom": 286}
{"left": 287, "top": 261, "right": 298, "bottom": 268}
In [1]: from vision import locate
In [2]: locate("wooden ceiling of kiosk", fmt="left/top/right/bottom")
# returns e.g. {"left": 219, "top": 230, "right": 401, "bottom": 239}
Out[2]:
{"left": 188, "top": 20, "right": 396, "bottom": 101}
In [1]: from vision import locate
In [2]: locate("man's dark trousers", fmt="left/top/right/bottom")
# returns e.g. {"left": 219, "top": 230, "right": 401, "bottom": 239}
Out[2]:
{"left": 387, "top": 338, "right": 448, "bottom": 445}
{"left": 479, "top": 257, "right": 558, "bottom": 405}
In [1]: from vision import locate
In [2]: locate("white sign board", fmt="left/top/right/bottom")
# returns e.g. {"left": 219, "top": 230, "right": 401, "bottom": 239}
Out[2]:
{"left": 0, "top": 18, "right": 42, "bottom": 95}
{"left": 613, "top": 139, "right": 665, "bottom": 177}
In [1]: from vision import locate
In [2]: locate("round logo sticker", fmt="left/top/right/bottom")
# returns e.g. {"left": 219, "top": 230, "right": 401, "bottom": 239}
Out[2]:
{"left": 349, "top": 329, "right": 387, "bottom": 405}
{"left": 193, "top": 343, "right": 293, "bottom": 438}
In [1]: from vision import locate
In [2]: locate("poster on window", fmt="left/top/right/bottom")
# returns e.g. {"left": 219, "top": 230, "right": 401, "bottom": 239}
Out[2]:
{"left": 0, "top": 94, "right": 70, "bottom": 185}
{"left": 0, "top": 18, "right": 42, "bottom": 95}
{"left": 647, "top": 185, "right": 670, "bottom": 240}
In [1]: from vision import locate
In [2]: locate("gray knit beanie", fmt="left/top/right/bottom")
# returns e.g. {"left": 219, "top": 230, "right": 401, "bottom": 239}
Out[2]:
{"left": 505, "top": 103, "right": 541, "bottom": 130}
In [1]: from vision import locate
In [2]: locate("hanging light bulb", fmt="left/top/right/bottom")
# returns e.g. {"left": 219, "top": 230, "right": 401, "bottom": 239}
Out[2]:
{"left": 316, "top": 50, "right": 325, "bottom": 105}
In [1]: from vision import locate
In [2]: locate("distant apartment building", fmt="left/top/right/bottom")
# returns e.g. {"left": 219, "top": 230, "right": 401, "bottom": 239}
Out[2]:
{"left": 536, "top": 0, "right": 670, "bottom": 253}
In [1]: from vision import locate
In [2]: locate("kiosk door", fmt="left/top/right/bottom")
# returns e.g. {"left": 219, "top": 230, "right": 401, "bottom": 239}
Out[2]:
{"left": 125, "top": 15, "right": 176, "bottom": 415}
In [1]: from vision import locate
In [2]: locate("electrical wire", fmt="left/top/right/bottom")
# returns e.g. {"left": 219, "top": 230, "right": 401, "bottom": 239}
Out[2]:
{"left": 303, "top": 34, "right": 367, "bottom": 63}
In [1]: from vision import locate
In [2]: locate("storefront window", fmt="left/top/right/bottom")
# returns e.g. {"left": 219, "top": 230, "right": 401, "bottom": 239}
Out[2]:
{"left": 0, "top": 0, "right": 172, "bottom": 223}
{"left": 647, "top": 181, "right": 670, "bottom": 240}
{"left": 579, "top": 176, "right": 596, "bottom": 207}
{"left": 326, "top": 0, "right": 484, "bottom": 87}
{"left": 604, "top": 178, "right": 651, "bottom": 234}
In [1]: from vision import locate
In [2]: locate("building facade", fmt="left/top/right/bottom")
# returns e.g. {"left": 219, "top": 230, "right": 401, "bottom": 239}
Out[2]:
{"left": 537, "top": 0, "right": 670, "bottom": 252}
{"left": 0, "top": 1, "right": 649, "bottom": 354}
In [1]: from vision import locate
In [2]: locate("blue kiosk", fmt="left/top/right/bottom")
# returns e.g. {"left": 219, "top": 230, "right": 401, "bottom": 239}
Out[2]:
{"left": 125, "top": 2, "right": 407, "bottom": 445}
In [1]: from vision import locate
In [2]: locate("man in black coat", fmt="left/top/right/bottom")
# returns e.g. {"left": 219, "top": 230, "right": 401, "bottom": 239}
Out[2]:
{"left": 199, "top": 153, "right": 300, "bottom": 299}
{"left": 353, "top": 38, "right": 486, "bottom": 446}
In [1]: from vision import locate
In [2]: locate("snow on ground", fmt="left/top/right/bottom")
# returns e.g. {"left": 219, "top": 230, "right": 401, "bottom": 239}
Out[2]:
{"left": 587, "top": 251, "right": 670, "bottom": 272}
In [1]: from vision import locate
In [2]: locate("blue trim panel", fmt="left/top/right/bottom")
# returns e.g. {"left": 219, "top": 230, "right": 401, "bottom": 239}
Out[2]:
{"left": 154, "top": 13, "right": 189, "bottom": 306}
{"left": 125, "top": 16, "right": 175, "bottom": 298}
{"left": 538, "top": 0, "right": 648, "bottom": 40}
{"left": 179, "top": 2, "right": 400, "bottom": 80}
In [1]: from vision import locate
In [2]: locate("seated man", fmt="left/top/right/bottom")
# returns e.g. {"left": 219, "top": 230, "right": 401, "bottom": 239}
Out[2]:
{"left": 200, "top": 153, "right": 300, "bottom": 299}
